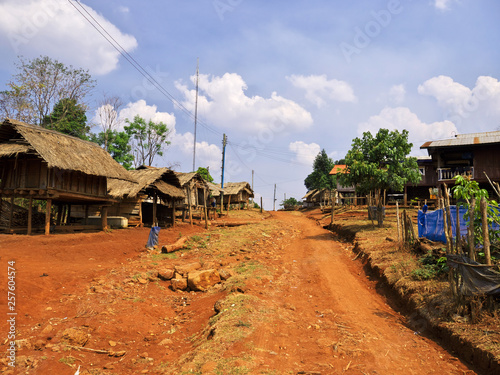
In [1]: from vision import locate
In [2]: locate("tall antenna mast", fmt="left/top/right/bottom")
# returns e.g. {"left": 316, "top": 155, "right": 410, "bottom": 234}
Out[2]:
{"left": 193, "top": 58, "right": 199, "bottom": 172}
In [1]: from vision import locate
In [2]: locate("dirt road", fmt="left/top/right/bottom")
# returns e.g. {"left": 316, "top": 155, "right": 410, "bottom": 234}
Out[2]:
{"left": 233, "top": 211, "right": 476, "bottom": 374}
{"left": 0, "top": 210, "right": 479, "bottom": 374}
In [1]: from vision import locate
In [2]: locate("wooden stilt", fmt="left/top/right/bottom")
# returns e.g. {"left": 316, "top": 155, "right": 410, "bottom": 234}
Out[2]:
{"left": 172, "top": 200, "right": 176, "bottom": 227}
{"left": 8, "top": 196, "right": 14, "bottom": 231}
{"left": 45, "top": 199, "right": 52, "bottom": 235}
{"left": 152, "top": 191, "right": 158, "bottom": 226}
{"left": 187, "top": 187, "right": 193, "bottom": 226}
{"left": 27, "top": 196, "right": 33, "bottom": 235}
{"left": 102, "top": 206, "right": 108, "bottom": 231}
{"left": 84, "top": 205, "right": 89, "bottom": 225}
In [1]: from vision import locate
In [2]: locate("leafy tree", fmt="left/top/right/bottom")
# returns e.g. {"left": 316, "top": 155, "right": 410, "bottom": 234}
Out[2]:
{"left": 0, "top": 55, "right": 95, "bottom": 125}
{"left": 96, "top": 95, "right": 123, "bottom": 152}
{"left": 43, "top": 98, "right": 90, "bottom": 140}
{"left": 124, "top": 115, "right": 171, "bottom": 168}
{"left": 304, "top": 149, "right": 336, "bottom": 191}
{"left": 340, "top": 129, "right": 421, "bottom": 226}
{"left": 280, "top": 197, "right": 301, "bottom": 210}
{"left": 90, "top": 130, "right": 134, "bottom": 170}
{"left": 196, "top": 167, "right": 214, "bottom": 182}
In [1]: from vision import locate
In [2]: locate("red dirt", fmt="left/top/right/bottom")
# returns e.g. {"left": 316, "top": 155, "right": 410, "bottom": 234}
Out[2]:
{"left": 0, "top": 211, "right": 478, "bottom": 374}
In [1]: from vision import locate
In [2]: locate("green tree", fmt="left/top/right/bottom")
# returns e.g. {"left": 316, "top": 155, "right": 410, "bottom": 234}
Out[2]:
{"left": 0, "top": 56, "right": 95, "bottom": 126}
{"left": 341, "top": 129, "right": 421, "bottom": 226}
{"left": 280, "top": 197, "right": 300, "bottom": 210}
{"left": 304, "top": 149, "right": 336, "bottom": 191}
{"left": 43, "top": 98, "right": 90, "bottom": 140}
{"left": 90, "top": 130, "right": 134, "bottom": 170}
{"left": 196, "top": 167, "right": 214, "bottom": 182}
{"left": 124, "top": 115, "right": 171, "bottom": 168}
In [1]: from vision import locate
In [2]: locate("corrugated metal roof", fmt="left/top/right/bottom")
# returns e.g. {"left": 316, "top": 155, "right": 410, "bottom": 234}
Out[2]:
{"left": 421, "top": 131, "right": 500, "bottom": 149}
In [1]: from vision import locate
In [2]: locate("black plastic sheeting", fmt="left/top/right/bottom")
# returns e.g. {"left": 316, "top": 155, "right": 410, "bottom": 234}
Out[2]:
{"left": 447, "top": 254, "right": 500, "bottom": 296}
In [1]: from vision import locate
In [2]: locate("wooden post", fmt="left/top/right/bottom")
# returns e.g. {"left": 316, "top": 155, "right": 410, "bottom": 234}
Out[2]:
{"left": 67, "top": 204, "right": 72, "bottom": 225}
{"left": 480, "top": 196, "right": 491, "bottom": 265}
{"left": 187, "top": 187, "right": 193, "bottom": 226}
{"left": 260, "top": 197, "right": 263, "bottom": 213}
{"left": 152, "top": 191, "right": 158, "bottom": 226}
{"left": 443, "top": 183, "right": 454, "bottom": 253}
{"left": 0, "top": 194, "right": 3, "bottom": 223}
{"left": 8, "top": 196, "right": 15, "bottom": 230}
{"left": 396, "top": 201, "right": 401, "bottom": 245}
{"left": 56, "top": 204, "right": 63, "bottom": 226}
{"left": 455, "top": 203, "right": 461, "bottom": 253}
{"left": 172, "top": 200, "right": 176, "bottom": 227}
{"left": 102, "top": 206, "right": 108, "bottom": 231}
{"left": 404, "top": 185, "right": 408, "bottom": 206}
{"left": 139, "top": 199, "right": 143, "bottom": 227}
{"left": 45, "top": 198, "right": 52, "bottom": 235}
{"left": 468, "top": 197, "right": 476, "bottom": 261}
{"left": 84, "top": 205, "right": 89, "bottom": 225}
{"left": 203, "top": 194, "right": 208, "bottom": 229}
{"left": 27, "top": 196, "right": 33, "bottom": 235}
{"left": 227, "top": 195, "right": 231, "bottom": 216}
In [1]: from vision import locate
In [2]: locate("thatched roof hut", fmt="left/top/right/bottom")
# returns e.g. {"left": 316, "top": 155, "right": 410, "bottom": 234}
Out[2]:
{"left": 108, "top": 167, "right": 184, "bottom": 200}
{"left": 0, "top": 118, "right": 132, "bottom": 182}
{"left": 211, "top": 181, "right": 254, "bottom": 206}
{"left": 105, "top": 166, "right": 184, "bottom": 227}
{"left": 174, "top": 172, "right": 209, "bottom": 207}
{"left": 0, "top": 118, "right": 135, "bottom": 234}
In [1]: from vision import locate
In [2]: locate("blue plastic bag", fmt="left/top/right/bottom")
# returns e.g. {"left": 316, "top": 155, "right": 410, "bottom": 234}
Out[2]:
{"left": 146, "top": 226, "right": 161, "bottom": 249}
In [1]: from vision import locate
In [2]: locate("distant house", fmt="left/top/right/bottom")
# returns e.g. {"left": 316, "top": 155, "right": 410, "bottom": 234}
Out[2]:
{"left": 104, "top": 166, "right": 185, "bottom": 227}
{"left": 329, "top": 164, "right": 360, "bottom": 205}
{"left": 212, "top": 182, "right": 254, "bottom": 208}
{"left": 175, "top": 172, "right": 209, "bottom": 208}
{"left": 419, "top": 130, "right": 500, "bottom": 201}
{"left": 0, "top": 118, "right": 133, "bottom": 234}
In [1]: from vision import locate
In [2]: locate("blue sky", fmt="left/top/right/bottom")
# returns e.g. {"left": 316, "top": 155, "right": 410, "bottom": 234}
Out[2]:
{"left": 1, "top": 0, "right": 500, "bottom": 209}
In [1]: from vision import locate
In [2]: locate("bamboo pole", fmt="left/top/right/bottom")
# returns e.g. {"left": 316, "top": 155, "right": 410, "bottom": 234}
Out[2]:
{"left": 443, "top": 184, "right": 454, "bottom": 254}
{"left": 468, "top": 197, "right": 476, "bottom": 261}
{"left": 480, "top": 196, "right": 491, "bottom": 265}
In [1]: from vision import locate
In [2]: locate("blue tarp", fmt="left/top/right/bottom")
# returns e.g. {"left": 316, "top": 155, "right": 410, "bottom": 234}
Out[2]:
{"left": 418, "top": 206, "right": 468, "bottom": 243}
{"left": 146, "top": 226, "right": 161, "bottom": 249}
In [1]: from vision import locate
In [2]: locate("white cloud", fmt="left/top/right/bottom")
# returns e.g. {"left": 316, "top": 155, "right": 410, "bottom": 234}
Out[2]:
{"left": 389, "top": 84, "right": 406, "bottom": 104}
{"left": 434, "top": 0, "right": 457, "bottom": 11}
{"left": 418, "top": 75, "right": 500, "bottom": 129}
{"left": 171, "top": 132, "right": 222, "bottom": 173}
{"left": 175, "top": 72, "right": 313, "bottom": 135}
{"left": 287, "top": 74, "right": 357, "bottom": 107}
{"left": 357, "top": 107, "right": 457, "bottom": 152}
{"left": 0, "top": 0, "right": 137, "bottom": 75}
{"left": 289, "top": 141, "right": 321, "bottom": 166}
{"left": 118, "top": 100, "right": 176, "bottom": 132}
{"left": 117, "top": 6, "right": 130, "bottom": 14}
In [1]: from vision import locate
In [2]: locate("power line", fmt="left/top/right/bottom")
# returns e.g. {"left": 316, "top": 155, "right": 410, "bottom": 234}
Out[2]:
{"left": 67, "top": 0, "right": 222, "bottom": 136}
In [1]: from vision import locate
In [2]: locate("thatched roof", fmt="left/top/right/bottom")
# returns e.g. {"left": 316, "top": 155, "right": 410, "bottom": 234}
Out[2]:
{"left": 0, "top": 118, "right": 133, "bottom": 181}
{"left": 207, "top": 181, "right": 224, "bottom": 194}
{"left": 211, "top": 182, "right": 254, "bottom": 197}
{"left": 107, "top": 167, "right": 184, "bottom": 199}
{"left": 175, "top": 172, "right": 208, "bottom": 188}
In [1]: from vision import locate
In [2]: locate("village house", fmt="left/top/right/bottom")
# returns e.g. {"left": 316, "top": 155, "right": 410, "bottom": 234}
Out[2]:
{"left": 0, "top": 118, "right": 134, "bottom": 234}
{"left": 418, "top": 130, "right": 500, "bottom": 202}
{"left": 211, "top": 181, "right": 254, "bottom": 209}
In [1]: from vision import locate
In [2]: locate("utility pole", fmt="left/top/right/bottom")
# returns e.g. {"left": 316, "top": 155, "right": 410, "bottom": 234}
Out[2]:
{"left": 192, "top": 58, "right": 199, "bottom": 172}
{"left": 273, "top": 183, "right": 276, "bottom": 211}
{"left": 221, "top": 134, "right": 227, "bottom": 209}
{"left": 252, "top": 170, "right": 254, "bottom": 191}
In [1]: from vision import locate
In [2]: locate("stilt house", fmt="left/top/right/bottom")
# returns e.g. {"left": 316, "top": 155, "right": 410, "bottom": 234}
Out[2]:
{"left": 0, "top": 118, "right": 134, "bottom": 234}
